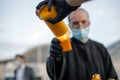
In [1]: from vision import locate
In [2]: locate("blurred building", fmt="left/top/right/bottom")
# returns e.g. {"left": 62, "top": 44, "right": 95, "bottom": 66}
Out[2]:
{"left": 107, "top": 40, "right": 120, "bottom": 79}
{"left": 0, "top": 44, "right": 50, "bottom": 80}
{"left": 0, "top": 59, "right": 14, "bottom": 80}
{"left": 24, "top": 44, "right": 50, "bottom": 80}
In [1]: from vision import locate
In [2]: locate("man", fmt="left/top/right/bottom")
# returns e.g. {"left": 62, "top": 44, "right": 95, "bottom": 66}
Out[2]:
{"left": 36, "top": 0, "right": 90, "bottom": 24}
{"left": 14, "top": 55, "right": 35, "bottom": 80}
{"left": 46, "top": 8, "right": 118, "bottom": 80}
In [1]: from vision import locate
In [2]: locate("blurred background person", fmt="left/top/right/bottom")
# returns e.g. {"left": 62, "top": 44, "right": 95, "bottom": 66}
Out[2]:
{"left": 14, "top": 55, "right": 35, "bottom": 80}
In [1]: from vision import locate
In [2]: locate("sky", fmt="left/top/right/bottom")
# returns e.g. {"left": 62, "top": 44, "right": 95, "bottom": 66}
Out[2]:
{"left": 0, "top": 0, "right": 120, "bottom": 60}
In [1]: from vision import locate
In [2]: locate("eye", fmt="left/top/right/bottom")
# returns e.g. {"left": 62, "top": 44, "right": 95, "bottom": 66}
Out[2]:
{"left": 73, "top": 21, "right": 79, "bottom": 25}
{"left": 82, "top": 20, "right": 86, "bottom": 24}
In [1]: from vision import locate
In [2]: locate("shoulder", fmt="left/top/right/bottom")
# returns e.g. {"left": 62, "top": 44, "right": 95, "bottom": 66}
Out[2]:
{"left": 25, "top": 66, "right": 34, "bottom": 76}
{"left": 89, "top": 39, "right": 108, "bottom": 54}
{"left": 89, "top": 39, "right": 109, "bottom": 56}
{"left": 89, "top": 39, "right": 105, "bottom": 48}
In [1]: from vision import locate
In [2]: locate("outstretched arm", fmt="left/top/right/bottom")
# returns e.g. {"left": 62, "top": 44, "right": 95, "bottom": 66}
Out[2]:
{"left": 46, "top": 38, "right": 66, "bottom": 80}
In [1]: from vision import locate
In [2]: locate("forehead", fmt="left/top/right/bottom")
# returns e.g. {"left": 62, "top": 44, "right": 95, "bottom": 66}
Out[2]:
{"left": 69, "top": 9, "right": 89, "bottom": 22}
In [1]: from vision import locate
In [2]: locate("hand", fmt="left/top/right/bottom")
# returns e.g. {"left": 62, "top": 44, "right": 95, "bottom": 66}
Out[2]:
{"left": 50, "top": 38, "right": 63, "bottom": 58}
{"left": 36, "top": 0, "right": 80, "bottom": 24}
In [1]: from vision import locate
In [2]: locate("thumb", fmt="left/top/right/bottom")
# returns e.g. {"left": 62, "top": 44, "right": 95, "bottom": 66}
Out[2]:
{"left": 36, "top": 1, "right": 47, "bottom": 10}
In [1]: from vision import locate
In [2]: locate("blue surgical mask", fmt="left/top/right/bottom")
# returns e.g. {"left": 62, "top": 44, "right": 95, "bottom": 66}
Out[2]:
{"left": 71, "top": 27, "right": 89, "bottom": 40}
{"left": 15, "top": 60, "right": 21, "bottom": 67}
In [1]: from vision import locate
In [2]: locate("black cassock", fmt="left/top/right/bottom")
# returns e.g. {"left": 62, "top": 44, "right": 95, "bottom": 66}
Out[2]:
{"left": 47, "top": 37, "right": 118, "bottom": 80}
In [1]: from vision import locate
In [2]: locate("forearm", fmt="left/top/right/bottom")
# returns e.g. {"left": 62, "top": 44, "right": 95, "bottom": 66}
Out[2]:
{"left": 47, "top": 56, "right": 63, "bottom": 79}
{"left": 66, "top": 0, "right": 90, "bottom": 6}
{"left": 54, "top": 57, "right": 63, "bottom": 78}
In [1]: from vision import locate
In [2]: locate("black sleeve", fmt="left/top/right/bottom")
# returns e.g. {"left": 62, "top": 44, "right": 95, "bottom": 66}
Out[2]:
{"left": 46, "top": 56, "right": 66, "bottom": 80}
{"left": 103, "top": 46, "right": 118, "bottom": 79}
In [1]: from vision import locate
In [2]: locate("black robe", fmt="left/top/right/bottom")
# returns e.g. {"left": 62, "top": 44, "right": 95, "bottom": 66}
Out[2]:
{"left": 47, "top": 37, "right": 118, "bottom": 80}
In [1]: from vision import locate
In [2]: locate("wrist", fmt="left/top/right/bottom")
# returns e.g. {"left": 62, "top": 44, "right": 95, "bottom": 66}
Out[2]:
{"left": 64, "top": 0, "right": 80, "bottom": 12}
{"left": 55, "top": 57, "right": 63, "bottom": 62}
{"left": 65, "top": 0, "right": 80, "bottom": 7}
{"left": 50, "top": 54, "right": 63, "bottom": 62}
{"left": 66, "top": 0, "right": 89, "bottom": 7}
{"left": 50, "top": 52, "right": 63, "bottom": 58}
